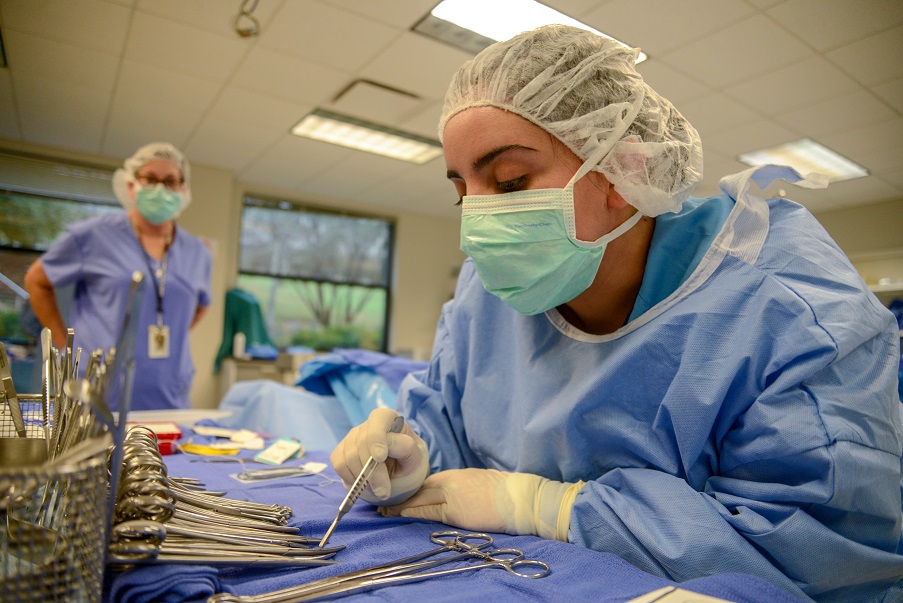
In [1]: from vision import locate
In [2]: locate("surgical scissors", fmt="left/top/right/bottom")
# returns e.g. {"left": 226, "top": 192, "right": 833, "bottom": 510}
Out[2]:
{"left": 207, "top": 531, "right": 550, "bottom": 603}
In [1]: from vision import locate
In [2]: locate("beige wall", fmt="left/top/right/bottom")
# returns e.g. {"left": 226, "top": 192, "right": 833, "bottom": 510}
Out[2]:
{"left": 1, "top": 138, "right": 465, "bottom": 410}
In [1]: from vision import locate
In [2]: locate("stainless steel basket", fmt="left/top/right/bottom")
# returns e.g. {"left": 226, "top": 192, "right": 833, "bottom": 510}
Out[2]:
{"left": 0, "top": 398, "right": 110, "bottom": 603}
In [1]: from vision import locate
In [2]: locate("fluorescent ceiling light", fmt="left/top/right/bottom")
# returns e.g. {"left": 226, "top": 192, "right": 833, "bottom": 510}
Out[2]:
{"left": 291, "top": 109, "right": 443, "bottom": 165}
{"left": 738, "top": 139, "right": 868, "bottom": 183}
{"left": 417, "top": 0, "right": 647, "bottom": 62}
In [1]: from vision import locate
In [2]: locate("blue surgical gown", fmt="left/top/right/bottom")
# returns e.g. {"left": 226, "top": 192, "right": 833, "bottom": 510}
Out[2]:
{"left": 41, "top": 212, "right": 212, "bottom": 410}
{"left": 397, "top": 167, "right": 903, "bottom": 602}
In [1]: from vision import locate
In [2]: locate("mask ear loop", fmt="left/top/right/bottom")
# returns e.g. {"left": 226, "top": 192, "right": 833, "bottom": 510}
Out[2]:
{"left": 560, "top": 87, "right": 647, "bottom": 249}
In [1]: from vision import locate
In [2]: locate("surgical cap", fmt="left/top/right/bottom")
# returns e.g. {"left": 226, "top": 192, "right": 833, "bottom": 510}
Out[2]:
{"left": 438, "top": 25, "right": 703, "bottom": 216}
{"left": 112, "top": 142, "right": 192, "bottom": 213}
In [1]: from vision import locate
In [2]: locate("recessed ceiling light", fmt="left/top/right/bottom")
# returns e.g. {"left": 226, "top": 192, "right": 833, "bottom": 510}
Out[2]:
{"left": 738, "top": 139, "right": 868, "bottom": 183}
{"left": 291, "top": 109, "right": 443, "bottom": 165}
{"left": 414, "top": 0, "right": 647, "bottom": 63}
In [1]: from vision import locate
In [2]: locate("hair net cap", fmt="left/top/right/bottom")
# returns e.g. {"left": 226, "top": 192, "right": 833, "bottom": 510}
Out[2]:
{"left": 439, "top": 25, "right": 703, "bottom": 217}
{"left": 112, "top": 142, "right": 192, "bottom": 215}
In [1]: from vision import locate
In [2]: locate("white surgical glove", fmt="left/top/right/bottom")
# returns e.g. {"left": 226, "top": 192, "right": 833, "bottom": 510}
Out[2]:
{"left": 330, "top": 408, "right": 430, "bottom": 506}
{"left": 380, "top": 468, "right": 585, "bottom": 541}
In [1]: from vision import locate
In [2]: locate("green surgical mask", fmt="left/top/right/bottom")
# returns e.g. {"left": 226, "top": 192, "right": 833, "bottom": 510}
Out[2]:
{"left": 135, "top": 183, "right": 182, "bottom": 224}
{"left": 460, "top": 168, "right": 643, "bottom": 316}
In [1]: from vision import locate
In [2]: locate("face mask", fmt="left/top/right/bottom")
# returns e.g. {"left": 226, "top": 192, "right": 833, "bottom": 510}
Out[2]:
{"left": 135, "top": 183, "right": 182, "bottom": 224}
{"left": 460, "top": 164, "right": 643, "bottom": 316}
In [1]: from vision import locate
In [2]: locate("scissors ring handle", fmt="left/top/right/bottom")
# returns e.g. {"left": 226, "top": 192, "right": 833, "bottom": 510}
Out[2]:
{"left": 430, "top": 530, "right": 493, "bottom": 550}
{"left": 503, "top": 558, "right": 551, "bottom": 579}
{"left": 481, "top": 547, "right": 525, "bottom": 562}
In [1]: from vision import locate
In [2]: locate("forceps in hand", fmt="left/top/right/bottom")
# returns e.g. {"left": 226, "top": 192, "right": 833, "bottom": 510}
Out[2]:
{"left": 208, "top": 531, "right": 550, "bottom": 603}
{"left": 318, "top": 415, "right": 405, "bottom": 547}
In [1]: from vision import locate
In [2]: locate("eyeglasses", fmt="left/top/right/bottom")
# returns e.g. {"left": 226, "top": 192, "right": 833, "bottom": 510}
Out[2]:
{"left": 136, "top": 174, "right": 183, "bottom": 190}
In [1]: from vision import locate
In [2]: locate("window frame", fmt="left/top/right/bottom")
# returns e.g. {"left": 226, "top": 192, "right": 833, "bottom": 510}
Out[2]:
{"left": 237, "top": 193, "right": 396, "bottom": 353}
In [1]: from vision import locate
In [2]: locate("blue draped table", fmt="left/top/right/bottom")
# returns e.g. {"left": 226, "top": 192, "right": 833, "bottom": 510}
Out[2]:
{"left": 103, "top": 443, "right": 807, "bottom": 603}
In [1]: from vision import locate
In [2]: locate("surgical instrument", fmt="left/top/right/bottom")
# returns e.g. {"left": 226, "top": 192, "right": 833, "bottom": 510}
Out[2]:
{"left": 207, "top": 531, "right": 550, "bottom": 603}
{"left": 319, "top": 415, "right": 405, "bottom": 547}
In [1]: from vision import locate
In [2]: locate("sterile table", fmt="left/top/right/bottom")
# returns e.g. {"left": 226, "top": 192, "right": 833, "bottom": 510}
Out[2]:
{"left": 102, "top": 427, "right": 808, "bottom": 603}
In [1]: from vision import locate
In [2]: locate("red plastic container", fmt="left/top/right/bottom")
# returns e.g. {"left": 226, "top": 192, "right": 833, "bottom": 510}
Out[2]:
{"left": 126, "top": 421, "right": 182, "bottom": 455}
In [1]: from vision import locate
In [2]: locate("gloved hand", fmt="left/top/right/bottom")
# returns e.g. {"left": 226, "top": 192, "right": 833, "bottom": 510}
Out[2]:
{"left": 330, "top": 408, "right": 430, "bottom": 506}
{"left": 380, "top": 468, "right": 585, "bottom": 541}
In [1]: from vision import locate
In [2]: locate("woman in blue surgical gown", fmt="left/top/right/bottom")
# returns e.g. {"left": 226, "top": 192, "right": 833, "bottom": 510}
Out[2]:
{"left": 330, "top": 25, "right": 903, "bottom": 602}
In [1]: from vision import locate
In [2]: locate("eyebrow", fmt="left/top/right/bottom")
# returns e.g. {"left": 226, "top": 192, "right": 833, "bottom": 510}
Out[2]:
{"left": 446, "top": 144, "right": 537, "bottom": 180}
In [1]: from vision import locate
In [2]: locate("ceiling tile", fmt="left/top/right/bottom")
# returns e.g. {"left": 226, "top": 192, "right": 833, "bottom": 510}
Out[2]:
{"left": 875, "top": 172, "right": 903, "bottom": 189}
{"left": 401, "top": 100, "right": 444, "bottom": 140}
{"left": 744, "top": 0, "right": 785, "bottom": 8}
{"left": 773, "top": 90, "right": 897, "bottom": 137}
{"left": 124, "top": 11, "right": 249, "bottom": 82}
{"left": 636, "top": 59, "right": 711, "bottom": 105}
{"left": 114, "top": 59, "right": 221, "bottom": 112}
{"left": 808, "top": 175, "right": 902, "bottom": 209}
{"left": 206, "top": 87, "right": 311, "bottom": 132}
{"left": 320, "top": 0, "right": 437, "bottom": 30}
{"left": 0, "top": 0, "right": 130, "bottom": 55}
{"left": 299, "top": 151, "right": 411, "bottom": 202}
{"left": 660, "top": 14, "right": 812, "bottom": 88}
{"left": 702, "top": 119, "right": 801, "bottom": 157}
{"left": 826, "top": 25, "right": 903, "bottom": 87}
{"left": 849, "top": 144, "right": 903, "bottom": 182}
{"left": 871, "top": 78, "right": 903, "bottom": 113}
{"left": 819, "top": 117, "right": 903, "bottom": 163}
{"left": 102, "top": 96, "right": 200, "bottom": 156}
{"left": 724, "top": 56, "right": 860, "bottom": 115}
{"left": 184, "top": 118, "right": 284, "bottom": 172}
{"left": 135, "top": 0, "right": 282, "bottom": 37}
{"left": 694, "top": 152, "right": 748, "bottom": 198}
{"left": 361, "top": 32, "right": 473, "bottom": 101}
{"left": 240, "top": 135, "right": 352, "bottom": 191}
{"left": 14, "top": 75, "right": 107, "bottom": 151}
{"left": 678, "top": 93, "right": 760, "bottom": 137}
{"left": 329, "top": 80, "right": 427, "bottom": 126}
{"left": 582, "top": 0, "right": 754, "bottom": 55}
{"left": 231, "top": 46, "right": 349, "bottom": 106}
{"left": 5, "top": 30, "right": 119, "bottom": 92}
{"left": 260, "top": 2, "right": 400, "bottom": 73}
{"left": 0, "top": 71, "right": 21, "bottom": 140}
{"left": 766, "top": 0, "right": 903, "bottom": 52}
{"left": 542, "top": 0, "right": 613, "bottom": 18}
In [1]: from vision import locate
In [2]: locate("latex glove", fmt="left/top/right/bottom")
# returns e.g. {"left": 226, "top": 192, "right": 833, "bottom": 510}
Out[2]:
{"left": 380, "top": 468, "right": 585, "bottom": 541}
{"left": 330, "top": 408, "right": 430, "bottom": 506}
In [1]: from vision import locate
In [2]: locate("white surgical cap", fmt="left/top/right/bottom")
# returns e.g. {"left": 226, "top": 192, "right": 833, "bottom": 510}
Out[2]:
{"left": 438, "top": 25, "right": 703, "bottom": 216}
{"left": 112, "top": 142, "right": 192, "bottom": 214}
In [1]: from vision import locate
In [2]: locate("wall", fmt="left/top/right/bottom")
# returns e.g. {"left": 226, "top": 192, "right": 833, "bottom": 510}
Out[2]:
{"left": 0, "top": 138, "right": 465, "bottom": 409}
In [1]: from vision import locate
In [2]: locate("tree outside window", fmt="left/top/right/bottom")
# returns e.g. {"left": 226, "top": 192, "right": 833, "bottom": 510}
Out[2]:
{"left": 238, "top": 196, "right": 393, "bottom": 352}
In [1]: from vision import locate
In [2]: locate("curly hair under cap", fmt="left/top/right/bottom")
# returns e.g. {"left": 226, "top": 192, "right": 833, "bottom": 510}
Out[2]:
{"left": 438, "top": 25, "right": 703, "bottom": 216}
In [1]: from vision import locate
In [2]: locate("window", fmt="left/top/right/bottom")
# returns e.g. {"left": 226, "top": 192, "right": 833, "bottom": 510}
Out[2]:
{"left": 0, "top": 152, "right": 119, "bottom": 341}
{"left": 238, "top": 196, "right": 394, "bottom": 352}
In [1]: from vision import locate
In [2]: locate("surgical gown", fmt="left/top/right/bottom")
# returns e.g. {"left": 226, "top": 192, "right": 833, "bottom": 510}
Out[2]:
{"left": 398, "top": 167, "right": 903, "bottom": 602}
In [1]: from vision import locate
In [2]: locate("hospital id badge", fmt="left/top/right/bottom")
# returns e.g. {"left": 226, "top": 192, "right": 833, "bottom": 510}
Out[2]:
{"left": 148, "top": 325, "right": 170, "bottom": 359}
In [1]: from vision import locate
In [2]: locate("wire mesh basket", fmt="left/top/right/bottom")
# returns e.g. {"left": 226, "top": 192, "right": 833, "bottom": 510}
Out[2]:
{"left": 0, "top": 398, "right": 110, "bottom": 603}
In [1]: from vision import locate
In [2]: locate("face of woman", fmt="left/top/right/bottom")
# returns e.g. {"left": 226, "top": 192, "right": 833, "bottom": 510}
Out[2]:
{"left": 129, "top": 159, "right": 184, "bottom": 198}
{"left": 442, "top": 106, "right": 617, "bottom": 242}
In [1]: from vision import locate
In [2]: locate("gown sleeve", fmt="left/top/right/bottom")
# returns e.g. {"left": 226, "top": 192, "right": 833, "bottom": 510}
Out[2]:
{"left": 570, "top": 306, "right": 903, "bottom": 602}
